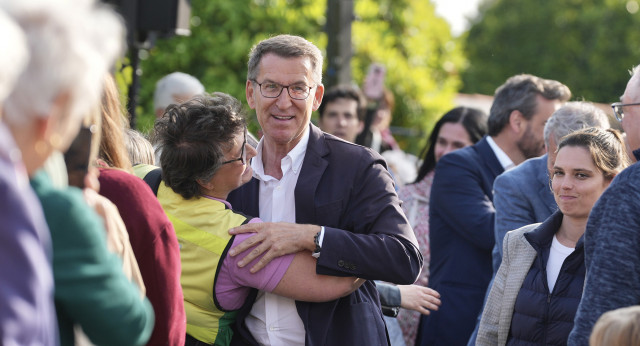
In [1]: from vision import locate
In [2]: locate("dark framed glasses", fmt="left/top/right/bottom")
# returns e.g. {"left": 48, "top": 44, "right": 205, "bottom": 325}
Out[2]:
{"left": 221, "top": 129, "right": 247, "bottom": 165}
{"left": 611, "top": 102, "right": 640, "bottom": 122}
{"left": 251, "top": 79, "right": 314, "bottom": 100}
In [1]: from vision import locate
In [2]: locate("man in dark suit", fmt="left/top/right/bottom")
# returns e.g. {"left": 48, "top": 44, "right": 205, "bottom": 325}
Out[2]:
{"left": 227, "top": 34, "right": 422, "bottom": 345}
{"left": 417, "top": 74, "right": 570, "bottom": 345}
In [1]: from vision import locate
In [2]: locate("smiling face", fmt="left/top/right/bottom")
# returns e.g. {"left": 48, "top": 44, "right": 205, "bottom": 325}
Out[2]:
{"left": 552, "top": 145, "right": 610, "bottom": 220}
{"left": 206, "top": 129, "right": 257, "bottom": 199}
{"left": 434, "top": 122, "right": 473, "bottom": 162}
{"left": 246, "top": 53, "right": 324, "bottom": 153}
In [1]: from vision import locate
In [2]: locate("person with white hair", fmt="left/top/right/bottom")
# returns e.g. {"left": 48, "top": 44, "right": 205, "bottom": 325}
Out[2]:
{"left": 153, "top": 72, "right": 205, "bottom": 118}
{"left": 0, "top": 7, "right": 58, "bottom": 345}
{"left": 1, "top": 0, "right": 155, "bottom": 344}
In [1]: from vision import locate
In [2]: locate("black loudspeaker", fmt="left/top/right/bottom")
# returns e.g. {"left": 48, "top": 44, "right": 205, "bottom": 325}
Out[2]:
{"left": 102, "top": 0, "right": 191, "bottom": 46}
{"left": 137, "top": 0, "right": 191, "bottom": 36}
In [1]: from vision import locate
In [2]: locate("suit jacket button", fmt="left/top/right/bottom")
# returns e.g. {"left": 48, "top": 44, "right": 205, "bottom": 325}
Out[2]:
{"left": 338, "top": 260, "right": 344, "bottom": 267}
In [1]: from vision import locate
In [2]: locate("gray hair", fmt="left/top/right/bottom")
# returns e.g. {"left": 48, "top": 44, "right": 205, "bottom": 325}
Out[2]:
{"left": 125, "top": 128, "right": 155, "bottom": 166}
{"left": 1, "top": 0, "right": 125, "bottom": 126}
{"left": 488, "top": 74, "right": 571, "bottom": 136}
{"left": 153, "top": 72, "right": 205, "bottom": 112}
{"left": 247, "top": 34, "right": 323, "bottom": 84}
{"left": 0, "top": 9, "right": 28, "bottom": 105}
{"left": 544, "top": 101, "right": 610, "bottom": 147}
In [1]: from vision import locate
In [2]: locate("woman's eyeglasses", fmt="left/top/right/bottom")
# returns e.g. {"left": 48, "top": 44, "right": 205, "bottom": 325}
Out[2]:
{"left": 221, "top": 130, "right": 247, "bottom": 165}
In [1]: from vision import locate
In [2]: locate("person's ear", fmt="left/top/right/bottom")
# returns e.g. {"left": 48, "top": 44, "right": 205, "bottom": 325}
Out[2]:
{"left": 508, "top": 110, "right": 525, "bottom": 135}
{"left": 246, "top": 80, "right": 256, "bottom": 109}
{"left": 43, "top": 91, "right": 73, "bottom": 151}
{"left": 197, "top": 177, "right": 214, "bottom": 192}
{"left": 312, "top": 84, "right": 324, "bottom": 111}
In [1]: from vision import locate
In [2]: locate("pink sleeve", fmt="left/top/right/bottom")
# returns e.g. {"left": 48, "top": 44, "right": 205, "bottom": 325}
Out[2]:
{"left": 215, "top": 218, "right": 295, "bottom": 311}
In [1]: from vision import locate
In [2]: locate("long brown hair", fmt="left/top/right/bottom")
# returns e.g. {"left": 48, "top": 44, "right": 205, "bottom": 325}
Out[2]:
{"left": 98, "top": 74, "right": 133, "bottom": 171}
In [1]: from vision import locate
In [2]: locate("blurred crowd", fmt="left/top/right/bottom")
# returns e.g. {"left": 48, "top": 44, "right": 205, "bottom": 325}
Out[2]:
{"left": 3, "top": 1, "right": 640, "bottom": 346}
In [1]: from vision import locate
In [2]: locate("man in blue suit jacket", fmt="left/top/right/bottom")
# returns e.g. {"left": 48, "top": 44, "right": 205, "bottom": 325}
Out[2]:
{"left": 227, "top": 35, "right": 422, "bottom": 346}
{"left": 417, "top": 75, "right": 571, "bottom": 345}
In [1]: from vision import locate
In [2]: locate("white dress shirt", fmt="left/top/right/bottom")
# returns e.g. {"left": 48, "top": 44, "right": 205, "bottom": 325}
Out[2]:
{"left": 486, "top": 136, "right": 516, "bottom": 171}
{"left": 244, "top": 129, "right": 310, "bottom": 346}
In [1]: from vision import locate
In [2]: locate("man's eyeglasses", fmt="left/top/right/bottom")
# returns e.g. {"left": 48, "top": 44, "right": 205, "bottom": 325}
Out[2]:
{"left": 251, "top": 79, "right": 314, "bottom": 100}
{"left": 611, "top": 102, "right": 640, "bottom": 122}
{"left": 221, "top": 129, "right": 247, "bottom": 165}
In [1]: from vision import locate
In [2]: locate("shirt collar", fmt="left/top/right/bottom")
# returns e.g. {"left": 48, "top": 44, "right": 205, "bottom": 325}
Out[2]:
{"left": 201, "top": 194, "right": 233, "bottom": 209}
{"left": 486, "top": 136, "right": 515, "bottom": 171}
{"left": 251, "top": 126, "right": 310, "bottom": 181}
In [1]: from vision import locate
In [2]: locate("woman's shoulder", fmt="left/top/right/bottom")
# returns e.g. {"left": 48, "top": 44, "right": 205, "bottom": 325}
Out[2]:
{"left": 506, "top": 223, "right": 541, "bottom": 245}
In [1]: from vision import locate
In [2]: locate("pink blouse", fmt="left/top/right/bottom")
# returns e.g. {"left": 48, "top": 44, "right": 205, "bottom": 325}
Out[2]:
{"left": 396, "top": 171, "right": 434, "bottom": 346}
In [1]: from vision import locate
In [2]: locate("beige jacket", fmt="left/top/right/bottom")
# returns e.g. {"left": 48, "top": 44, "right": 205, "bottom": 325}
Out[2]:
{"left": 476, "top": 224, "right": 539, "bottom": 346}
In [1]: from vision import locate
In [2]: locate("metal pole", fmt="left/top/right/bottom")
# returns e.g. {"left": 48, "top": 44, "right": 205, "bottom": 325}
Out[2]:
{"left": 127, "top": 46, "right": 141, "bottom": 129}
{"left": 325, "top": 0, "right": 353, "bottom": 89}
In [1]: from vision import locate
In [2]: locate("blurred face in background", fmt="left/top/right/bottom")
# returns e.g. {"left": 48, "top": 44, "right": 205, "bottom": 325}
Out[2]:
{"left": 517, "top": 95, "right": 560, "bottom": 159}
{"left": 434, "top": 122, "right": 473, "bottom": 162}
{"left": 318, "top": 97, "right": 363, "bottom": 143}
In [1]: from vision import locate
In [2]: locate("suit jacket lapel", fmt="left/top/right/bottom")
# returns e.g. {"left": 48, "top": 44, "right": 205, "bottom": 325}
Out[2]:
{"left": 294, "top": 124, "right": 329, "bottom": 224}
{"left": 242, "top": 178, "right": 260, "bottom": 216}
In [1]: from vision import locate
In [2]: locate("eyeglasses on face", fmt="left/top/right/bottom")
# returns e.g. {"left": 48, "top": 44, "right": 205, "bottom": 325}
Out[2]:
{"left": 251, "top": 79, "right": 314, "bottom": 100}
{"left": 221, "top": 129, "right": 247, "bottom": 165}
{"left": 611, "top": 102, "right": 640, "bottom": 122}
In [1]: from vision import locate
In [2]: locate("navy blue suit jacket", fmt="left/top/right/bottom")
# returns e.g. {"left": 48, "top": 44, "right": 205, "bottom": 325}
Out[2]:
{"left": 228, "top": 124, "right": 422, "bottom": 346}
{"left": 418, "top": 136, "right": 504, "bottom": 346}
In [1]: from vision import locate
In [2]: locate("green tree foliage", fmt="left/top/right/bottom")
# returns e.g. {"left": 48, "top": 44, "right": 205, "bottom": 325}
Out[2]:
{"left": 133, "top": 0, "right": 465, "bottom": 154}
{"left": 462, "top": 0, "right": 640, "bottom": 103}
{"left": 351, "top": 0, "right": 464, "bottom": 152}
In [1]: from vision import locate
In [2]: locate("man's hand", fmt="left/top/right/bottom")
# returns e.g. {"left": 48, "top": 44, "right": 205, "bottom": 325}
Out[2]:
{"left": 228, "top": 222, "right": 320, "bottom": 273}
{"left": 398, "top": 284, "right": 441, "bottom": 315}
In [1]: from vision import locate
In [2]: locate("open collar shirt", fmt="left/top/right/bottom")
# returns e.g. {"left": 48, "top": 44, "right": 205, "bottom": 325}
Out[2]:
{"left": 244, "top": 128, "right": 310, "bottom": 346}
{"left": 487, "top": 136, "right": 516, "bottom": 171}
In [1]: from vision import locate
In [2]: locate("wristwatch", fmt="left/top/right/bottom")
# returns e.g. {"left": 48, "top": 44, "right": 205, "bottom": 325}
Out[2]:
{"left": 313, "top": 230, "right": 322, "bottom": 253}
{"left": 312, "top": 227, "right": 323, "bottom": 258}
